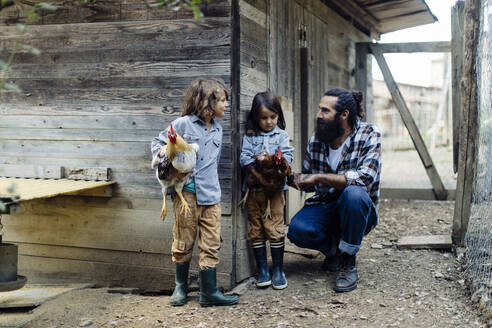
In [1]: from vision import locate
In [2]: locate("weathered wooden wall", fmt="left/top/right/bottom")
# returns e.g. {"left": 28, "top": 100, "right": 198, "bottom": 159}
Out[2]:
{"left": 234, "top": 0, "right": 269, "bottom": 282}
{"left": 0, "top": 0, "right": 234, "bottom": 289}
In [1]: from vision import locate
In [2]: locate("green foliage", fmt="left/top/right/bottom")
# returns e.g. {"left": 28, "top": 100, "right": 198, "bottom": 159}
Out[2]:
{"left": 0, "top": 1, "right": 56, "bottom": 93}
{"left": 0, "top": 0, "right": 205, "bottom": 93}
{"left": 150, "top": 0, "right": 208, "bottom": 20}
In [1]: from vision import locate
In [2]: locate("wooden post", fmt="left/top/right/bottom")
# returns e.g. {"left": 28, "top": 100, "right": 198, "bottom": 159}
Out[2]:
{"left": 355, "top": 42, "right": 370, "bottom": 121}
{"left": 451, "top": 1, "right": 465, "bottom": 174}
{"left": 300, "top": 47, "right": 309, "bottom": 160}
{"left": 452, "top": 0, "right": 480, "bottom": 246}
{"left": 369, "top": 43, "right": 447, "bottom": 200}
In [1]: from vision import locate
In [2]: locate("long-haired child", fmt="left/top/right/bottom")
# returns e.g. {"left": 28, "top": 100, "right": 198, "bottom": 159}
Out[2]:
{"left": 151, "top": 78, "right": 238, "bottom": 307}
{"left": 240, "top": 91, "right": 294, "bottom": 289}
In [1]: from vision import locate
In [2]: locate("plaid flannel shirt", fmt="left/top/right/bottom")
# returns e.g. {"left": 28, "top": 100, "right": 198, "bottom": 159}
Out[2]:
{"left": 303, "top": 120, "right": 382, "bottom": 212}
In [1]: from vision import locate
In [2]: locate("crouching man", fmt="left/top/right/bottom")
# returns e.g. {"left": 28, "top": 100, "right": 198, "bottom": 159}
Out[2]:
{"left": 288, "top": 88, "right": 382, "bottom": 292}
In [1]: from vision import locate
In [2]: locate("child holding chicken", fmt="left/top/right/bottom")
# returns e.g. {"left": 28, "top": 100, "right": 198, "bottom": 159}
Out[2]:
{"left": 240, "top": 91, "right": 294, "bottom": 290}
{"left": 151, "top": 78, "right": 238, "bottom": 307}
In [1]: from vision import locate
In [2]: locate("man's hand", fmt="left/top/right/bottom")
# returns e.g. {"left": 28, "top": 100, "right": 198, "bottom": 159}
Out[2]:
{"left": 289, "top": 173, "right": 301, "bottom": 190}
{"left": 297, "top": 174, "right": 318, "bottom": 191}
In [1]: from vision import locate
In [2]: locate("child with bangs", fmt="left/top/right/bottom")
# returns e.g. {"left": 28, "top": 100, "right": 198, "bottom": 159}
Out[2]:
{"left": 240, "top": 91, "right": 294, "bottom": 290}
{"left": 151, "top": 78, "right": 238, "bottom": 307}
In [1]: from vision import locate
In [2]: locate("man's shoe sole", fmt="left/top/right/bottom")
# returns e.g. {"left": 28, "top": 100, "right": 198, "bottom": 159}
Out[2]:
{"left": 333, "top": 283, "right": 357, "bottom": 293}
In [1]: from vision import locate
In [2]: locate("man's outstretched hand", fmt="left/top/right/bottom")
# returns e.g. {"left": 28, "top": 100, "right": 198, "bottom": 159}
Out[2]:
{"left": 290, "top": 173, "right": 317, "bottom": 191}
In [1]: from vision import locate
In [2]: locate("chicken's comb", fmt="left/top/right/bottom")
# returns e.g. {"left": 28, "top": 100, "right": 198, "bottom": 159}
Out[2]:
{"left": 168, "top": 123, "right": 176, "bottom": 135}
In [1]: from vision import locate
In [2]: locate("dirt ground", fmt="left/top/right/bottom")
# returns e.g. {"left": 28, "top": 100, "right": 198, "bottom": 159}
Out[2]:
{"left": 11, "top": 199, "right": 489, "bottom": 328}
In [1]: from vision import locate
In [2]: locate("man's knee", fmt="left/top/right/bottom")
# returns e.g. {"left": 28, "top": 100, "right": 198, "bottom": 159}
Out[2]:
{"left": 340, "top": 185, "right": 371, "bottom": 206}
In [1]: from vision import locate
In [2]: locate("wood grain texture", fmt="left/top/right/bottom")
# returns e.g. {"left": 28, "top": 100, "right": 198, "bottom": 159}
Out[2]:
{"left": 452, "top": 0, "right": 480, "bottom": 246}
{"left": 0, "top": 0, "right": 230, "bottom": 25}
{"left": 0, "top": 3, "right": 236, "bottom": 289}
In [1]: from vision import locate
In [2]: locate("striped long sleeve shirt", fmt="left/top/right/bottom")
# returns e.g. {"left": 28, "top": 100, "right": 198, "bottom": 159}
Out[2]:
{"left": 303, "top": 120, "right": 382, "bottom": 212}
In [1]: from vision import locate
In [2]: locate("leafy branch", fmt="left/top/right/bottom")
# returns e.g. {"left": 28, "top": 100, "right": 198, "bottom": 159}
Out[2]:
{"left": 0, "top": 1, "right": 56, "bottom": 93}
{"left": 0, "top": 1, "right": 207, "bottom": 93}
{"left": 149, "top": 0, "right": 208, "bottom": 20}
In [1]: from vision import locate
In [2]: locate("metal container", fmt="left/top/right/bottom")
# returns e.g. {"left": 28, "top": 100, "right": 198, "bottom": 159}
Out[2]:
{"left": 0, "top": 243, "right": 18, "bottom": 282}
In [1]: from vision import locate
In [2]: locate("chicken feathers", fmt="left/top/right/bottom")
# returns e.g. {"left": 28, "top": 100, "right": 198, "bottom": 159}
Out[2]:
{"left": 152, "top": 124, "right": 199, "bottom": 220}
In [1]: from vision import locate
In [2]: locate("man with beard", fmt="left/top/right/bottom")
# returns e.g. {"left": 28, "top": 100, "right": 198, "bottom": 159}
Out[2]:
{"left": 287, "top": 88, "right": 381, "bottom": 292}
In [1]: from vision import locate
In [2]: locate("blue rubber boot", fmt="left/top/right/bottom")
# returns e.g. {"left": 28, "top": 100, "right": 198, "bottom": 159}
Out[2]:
{"left": 252, "top": 242, "right": 271, "bottom": 288}
{"left": 270, "top": 240, "right": 287, "bottom": 290}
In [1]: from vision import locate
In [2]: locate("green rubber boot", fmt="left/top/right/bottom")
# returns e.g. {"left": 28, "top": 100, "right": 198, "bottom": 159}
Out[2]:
{"left": 170, "top": 262, "right": 190, "bottom": 306}
{"left": 199, "top": 268, "right": 239, "bottom": 307}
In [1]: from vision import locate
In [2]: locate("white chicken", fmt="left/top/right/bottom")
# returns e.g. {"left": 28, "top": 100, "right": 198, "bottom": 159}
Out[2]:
{"left": 151, "top": 124, "right": 199, "bottom": 219}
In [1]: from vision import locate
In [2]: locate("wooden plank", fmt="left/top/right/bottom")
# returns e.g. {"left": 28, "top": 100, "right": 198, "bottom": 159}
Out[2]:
{"left": 239, "top": 0, "right": 266, "bottom": 28}
{"left": 397, "top": 235, "right": 452, "bottom": 250}
{"left": 370, "top": 43, "right": 447, "bottom": 200}
{"left": 8, "top": 45, "right": 231, "bottom": 66}
{"left": 18, "top": 256, "right": 232, "bottom": 290}
{"left": 0, "top": 177, "right": 116, "bottom": 201}
{"left": 63, "top": 167, "right": 111, "bottom": 181}
{"left": 0, "top": 165, "right": 63, "bottom": 179}
{"left": 0, "top": 20, "right": 231, "bottom": 50}
{"left": 6, "top": 60, "right": 231, "bottom": 80}
{"left": 367, "top": 41, "right": 451, "bottom": 54}
{"left": 3, "top": 206, "right": 233, "bottom": 255}
{"left": 300, "top": 47, "right": 309, "bottom": 160}
{"left": 355, "top": 42, "right": 370, "bottom": 121}
{"left": 0, "top": 0, "right": 231, "bottom": 25}
{"left": 377, "top": 12, "right": 436, "bottom": 34}
{"left": 452, "top": 0, "right": 480, "bottom": 246}
{"left": 66, "top": 185, "right": 113, "bottom": 197}
{"left": 451, "top": 2, "right": 465, "bottom": 174}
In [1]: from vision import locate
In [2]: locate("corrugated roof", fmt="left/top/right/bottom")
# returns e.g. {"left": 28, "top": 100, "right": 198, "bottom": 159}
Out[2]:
{"left": 0, "top": 177, "right": 116, "bottom": 204}
{"left": 356, "top": 0, "right": 438, "bottom": 34}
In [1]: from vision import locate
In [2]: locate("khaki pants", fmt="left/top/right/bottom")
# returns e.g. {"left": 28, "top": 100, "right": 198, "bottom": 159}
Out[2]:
{"left": 247, "top": 190, "right": 285, "bottom": 243}
{"left": 171, "top": 191, "right": 221, "bottom": 269}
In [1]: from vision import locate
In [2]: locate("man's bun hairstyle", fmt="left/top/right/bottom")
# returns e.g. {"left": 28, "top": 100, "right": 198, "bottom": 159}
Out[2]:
{"left": 323, "top": 88, "right": 364, "bottom": 128}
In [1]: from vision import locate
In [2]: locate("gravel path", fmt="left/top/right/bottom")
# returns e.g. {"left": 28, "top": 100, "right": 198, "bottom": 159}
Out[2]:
{"left": 19, "top": 199, "right": 490, "bottom": 328}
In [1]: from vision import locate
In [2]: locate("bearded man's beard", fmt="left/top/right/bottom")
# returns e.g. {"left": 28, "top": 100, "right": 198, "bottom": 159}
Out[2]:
{"left": 315, "top": 115, "right": 344, "bottom": 144}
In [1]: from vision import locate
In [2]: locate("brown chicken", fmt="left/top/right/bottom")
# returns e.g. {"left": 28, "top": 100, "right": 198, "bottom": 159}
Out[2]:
{"left": 152, "top": 124, "right": 199, "bottom": 219}
{"left": 239, "top": 146, "right": 294, "bottom": 218}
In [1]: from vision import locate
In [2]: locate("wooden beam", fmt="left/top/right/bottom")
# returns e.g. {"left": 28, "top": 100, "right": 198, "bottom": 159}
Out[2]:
{"left": 355, "top": 42, "right": 371, "bottom": 121}
{"left": 367, "top": 41, "right": 451, "bottom": 53}
{"left": 63, "top": 167, "right": 111, "bottom": 181}
{"left": 300, "top": 47, "right": 309, "bottom": 160}
{"left": 451, "top": 1, "right": 465, "bottom": 174}
{"left": 452, "top": 0, "right": 480, "bottom": 246}
{"left": 65, "top": 185, "right": 113, "bottom": 197}
{"left": 0, "top": 165, "right": 63, "bottom": 179}
{"left": 369, "top": 43, "right": 447, "bottom": 200}
{"left": 397, "top": 235, "right": 452, "bottom": 250}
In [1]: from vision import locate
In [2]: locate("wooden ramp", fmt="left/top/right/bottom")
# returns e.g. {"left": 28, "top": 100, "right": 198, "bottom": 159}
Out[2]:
{"left": 0, "top": 177, "right": 115, "bottom": 214}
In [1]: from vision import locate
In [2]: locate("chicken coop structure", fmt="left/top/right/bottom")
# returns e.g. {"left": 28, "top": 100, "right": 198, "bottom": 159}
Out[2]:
{"left": 0, "top": 0, "right": 436, "bottom": 290}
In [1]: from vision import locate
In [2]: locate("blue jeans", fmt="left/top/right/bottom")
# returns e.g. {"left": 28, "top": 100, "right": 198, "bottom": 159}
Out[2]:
{"left": 287, "top": 186, "right": 377, "bottom": 256}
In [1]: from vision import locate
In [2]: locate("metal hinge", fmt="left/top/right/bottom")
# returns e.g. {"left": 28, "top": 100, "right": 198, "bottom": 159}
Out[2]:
{"left": 298, "top": 23, "right": 307, "bottom": 48}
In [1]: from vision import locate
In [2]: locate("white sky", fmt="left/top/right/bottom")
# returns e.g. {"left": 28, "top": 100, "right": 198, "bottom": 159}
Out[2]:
{"left": 372, "top": 0, "right": 458, "bottom": 87}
